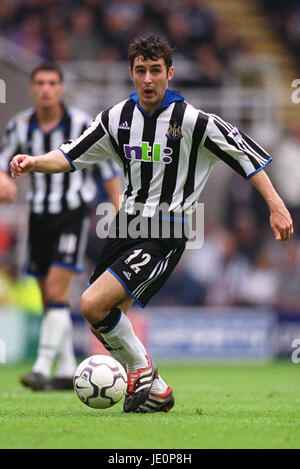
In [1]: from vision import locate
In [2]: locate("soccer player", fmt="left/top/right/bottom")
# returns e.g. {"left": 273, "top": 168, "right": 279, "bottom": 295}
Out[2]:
{"left": 0, "top": 63, "right": 122, "bottom": 391}
{"left": 10, "top": 36, "right": 293, "bottom": 412}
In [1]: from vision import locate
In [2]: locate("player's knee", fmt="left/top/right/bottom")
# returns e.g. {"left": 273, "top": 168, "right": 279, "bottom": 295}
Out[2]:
{"left": 80, "top": 292, "right": 93, "bottom": 320}
{"left": 80, "top": 291, "right": 109, "bottom": 324}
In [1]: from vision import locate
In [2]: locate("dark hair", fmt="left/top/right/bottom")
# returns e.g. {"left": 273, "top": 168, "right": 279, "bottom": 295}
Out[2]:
{"left": 30, "top": 62, "right": 63, "bottom": 82}
{"left": 128, "top": 35, "right": 174, "bottom": 70}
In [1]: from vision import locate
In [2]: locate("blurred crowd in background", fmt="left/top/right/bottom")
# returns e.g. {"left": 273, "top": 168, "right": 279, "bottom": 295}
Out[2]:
{"left": 260, "top": 0, "right": 300, "bottom": 67}
{"left": 0, "top": 0, "right": 258, "bottom": 88}
{"left": 1, "top": 0, "right": 300, "bottom": 316}
{"left": 1, "top": 0, "right": 299, "bottom": 81}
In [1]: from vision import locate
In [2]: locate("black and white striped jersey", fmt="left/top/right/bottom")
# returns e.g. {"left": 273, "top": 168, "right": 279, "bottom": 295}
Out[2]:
{"left": 60, "top": 89, "right": 272, "bottom": 217}
{"left": 0, "top": 105, "right": 120, "bottom": 215}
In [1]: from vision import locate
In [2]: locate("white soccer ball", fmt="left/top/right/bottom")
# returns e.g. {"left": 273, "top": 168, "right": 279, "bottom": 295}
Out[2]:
{"left": 73, "top": 355, "right": 127, "bottom": 409}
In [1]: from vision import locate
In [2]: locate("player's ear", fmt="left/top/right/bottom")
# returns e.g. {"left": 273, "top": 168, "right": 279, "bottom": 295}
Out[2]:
{"left": 129, "top": 67, "right": 133, "bottom": 81}
{"left": 168, "top": 66, "right": 174, "bottom": 81}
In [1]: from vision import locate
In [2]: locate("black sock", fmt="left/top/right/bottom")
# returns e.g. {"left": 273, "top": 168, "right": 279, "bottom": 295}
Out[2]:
{"left": 92, "top": 307, "right": 122, "bottom": 333}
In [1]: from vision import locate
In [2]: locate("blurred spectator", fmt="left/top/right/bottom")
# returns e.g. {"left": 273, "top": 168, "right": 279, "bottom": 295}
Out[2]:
{"left": 192, "top": 43, "right": 226, "bottom": 88}
{"left": 0, "top": 223, "right": 15, "bottom": 257}
{"left": 0, "top": 255, "right": 43, "bottom": 313}
{"left": 183, "top": 0, "right": 216, "bottom": 44}
{"left": 238, "top": 245, "right": 279, "bottom": 307}
{"left": 10, "top": 14, "right": 48, "bottom": 57}
{"left": 14, "top": 0, "right": 43, "bottom": 24}
{"left": 213, "top": 21, "right": 243, "bottom": 67}
{"left": 231, "top": 209, "right": 261, "bottom": 262}
{"left": 97, "top": 44, "right": 121, "bottom": 63}
{"left": 165, "top": 12, "right": 193, "bottom": 60}
{"left": 101, "top": 1, "right": 146, "bottom": 60}
{"left": 144, "top": 0, "right": 173, "bottom": 32}
{"left": 0, "top": 0, "right": 18, "bottom": 34}
{"left": 182, "top": 222, "right": 228, "bottom": 295}
{"left": 204, "top": 230, "right": 250, "bottom": 306}
{"left": 286, "top": 6, "right": 300, "bottom": 48}
{"left": 224, "top": 172, "right": 270, "bottom": 232}
{"left": 274, "top": 240, "right": 300, "bottom": 315}
{"left": 49, "top": 30, "right": 73, "bottom": 61}
{"left": 69, "top": 6, "right": 102, "bottom": 60}
{"left": 177, "top": 43, "right": 227, "bottom": 88}
{"left": 151, "top": 258, "right": 205, "bottom": 306}
{"left": 260, "top": 0, "right": 300, "bottom": 65}
{"left": 83, "top": 0, "right": 107, "bottom": 9}
{"left": 0, "top": 257, "right": 18, "bottom": 305}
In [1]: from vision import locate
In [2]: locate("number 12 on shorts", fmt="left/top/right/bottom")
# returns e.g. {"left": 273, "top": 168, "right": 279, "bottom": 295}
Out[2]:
{"left": 124, "top": 249, "right": 151, "bottom": 274}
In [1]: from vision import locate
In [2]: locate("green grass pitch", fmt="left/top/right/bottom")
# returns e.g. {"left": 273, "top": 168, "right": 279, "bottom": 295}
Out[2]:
{"left": 0, "top": 361, "right": 299, "bottom": 449}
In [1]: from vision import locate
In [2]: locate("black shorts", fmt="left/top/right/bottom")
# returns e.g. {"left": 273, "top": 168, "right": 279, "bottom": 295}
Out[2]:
{"left": 89, "top": 212, "right": 187, "bottom": 308}
{"left": 24, "top": 206, "right": 90, "bottom": 278}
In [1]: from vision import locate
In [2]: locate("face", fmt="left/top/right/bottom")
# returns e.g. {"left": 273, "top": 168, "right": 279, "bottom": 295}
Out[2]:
{"left": 130, "top": 56, "right": 174, "bottom": 114}
{"left": 30, "top": 70, "right": 65, "bottom": 109}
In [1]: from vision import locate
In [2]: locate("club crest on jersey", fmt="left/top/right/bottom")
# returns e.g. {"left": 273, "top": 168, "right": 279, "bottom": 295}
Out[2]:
{"left": 123, "top": 142, "right": 173, "bottom": 164}
{"left": 166, "top": 120, "right": 183, "bottom": 140}
{"left": 228, "top": 127, "right": 242, "bottom": 143}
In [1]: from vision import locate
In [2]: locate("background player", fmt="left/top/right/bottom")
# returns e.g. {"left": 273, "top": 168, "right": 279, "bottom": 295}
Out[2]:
{"left": 0, "top": 62, "right": 122, "bottom": 391}
{"left": 10, "top": 36, "right": 293, "bottom": 412}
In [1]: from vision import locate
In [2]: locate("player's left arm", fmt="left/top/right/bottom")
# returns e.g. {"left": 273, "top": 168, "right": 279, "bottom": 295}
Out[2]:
{"left": 103, "top": 176, "right": 122, "bottom": 212}
{"left": 248, "top": 169, "right": 293, "bottom": 242}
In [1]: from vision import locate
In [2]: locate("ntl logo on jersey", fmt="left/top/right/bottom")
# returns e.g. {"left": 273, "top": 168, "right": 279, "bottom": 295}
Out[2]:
{"left": 123, "top": 142, "right": 173, "bottom": 164}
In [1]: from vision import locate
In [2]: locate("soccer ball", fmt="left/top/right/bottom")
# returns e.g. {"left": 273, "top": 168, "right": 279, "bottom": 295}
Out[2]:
{"left": 73, "top": 355, "right": 127, "bottom": 409}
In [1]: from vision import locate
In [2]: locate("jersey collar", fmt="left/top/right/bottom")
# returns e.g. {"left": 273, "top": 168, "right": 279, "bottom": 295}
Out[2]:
{"left": 130, "top": 89, "right": 184, "bottom": 118}
{"left": 29, "top": 103, "right": 69, "bottom": 134}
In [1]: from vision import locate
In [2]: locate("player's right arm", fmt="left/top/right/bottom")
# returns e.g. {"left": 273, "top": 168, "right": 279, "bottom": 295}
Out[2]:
{"left": 10, "top": 149, "right": 72, "bottom": 178}
{"left": 11, "top": 110, "right": 120, "bottom": 178}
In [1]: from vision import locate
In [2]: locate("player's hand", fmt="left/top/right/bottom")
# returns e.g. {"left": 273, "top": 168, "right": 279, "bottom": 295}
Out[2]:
{"left": 0, "top": 172, "right": 17, "bottom": 202}
{"left": 270, "top": 203, "right": 294, "bottom": 242}
{"left": 10, "top": 154, "right": 35, "bottom": 179}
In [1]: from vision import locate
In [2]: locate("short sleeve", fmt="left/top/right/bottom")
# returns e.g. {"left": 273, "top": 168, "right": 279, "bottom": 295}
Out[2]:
{"left": 203, "top": 114, "right": 272, "bottom": 179}
{"left": 59, "top": 111, "right": 120, "bottom": 171}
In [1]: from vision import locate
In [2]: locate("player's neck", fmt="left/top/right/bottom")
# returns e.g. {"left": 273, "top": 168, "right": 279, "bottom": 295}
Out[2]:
{"left": 35, "top": 102, "right": 64, "bottom": 133}
{"left": 137, "top": 93, "right": 165, "bottom": 117}
{"left": 142, "top": 104, "right": 159, "bottom": 116}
